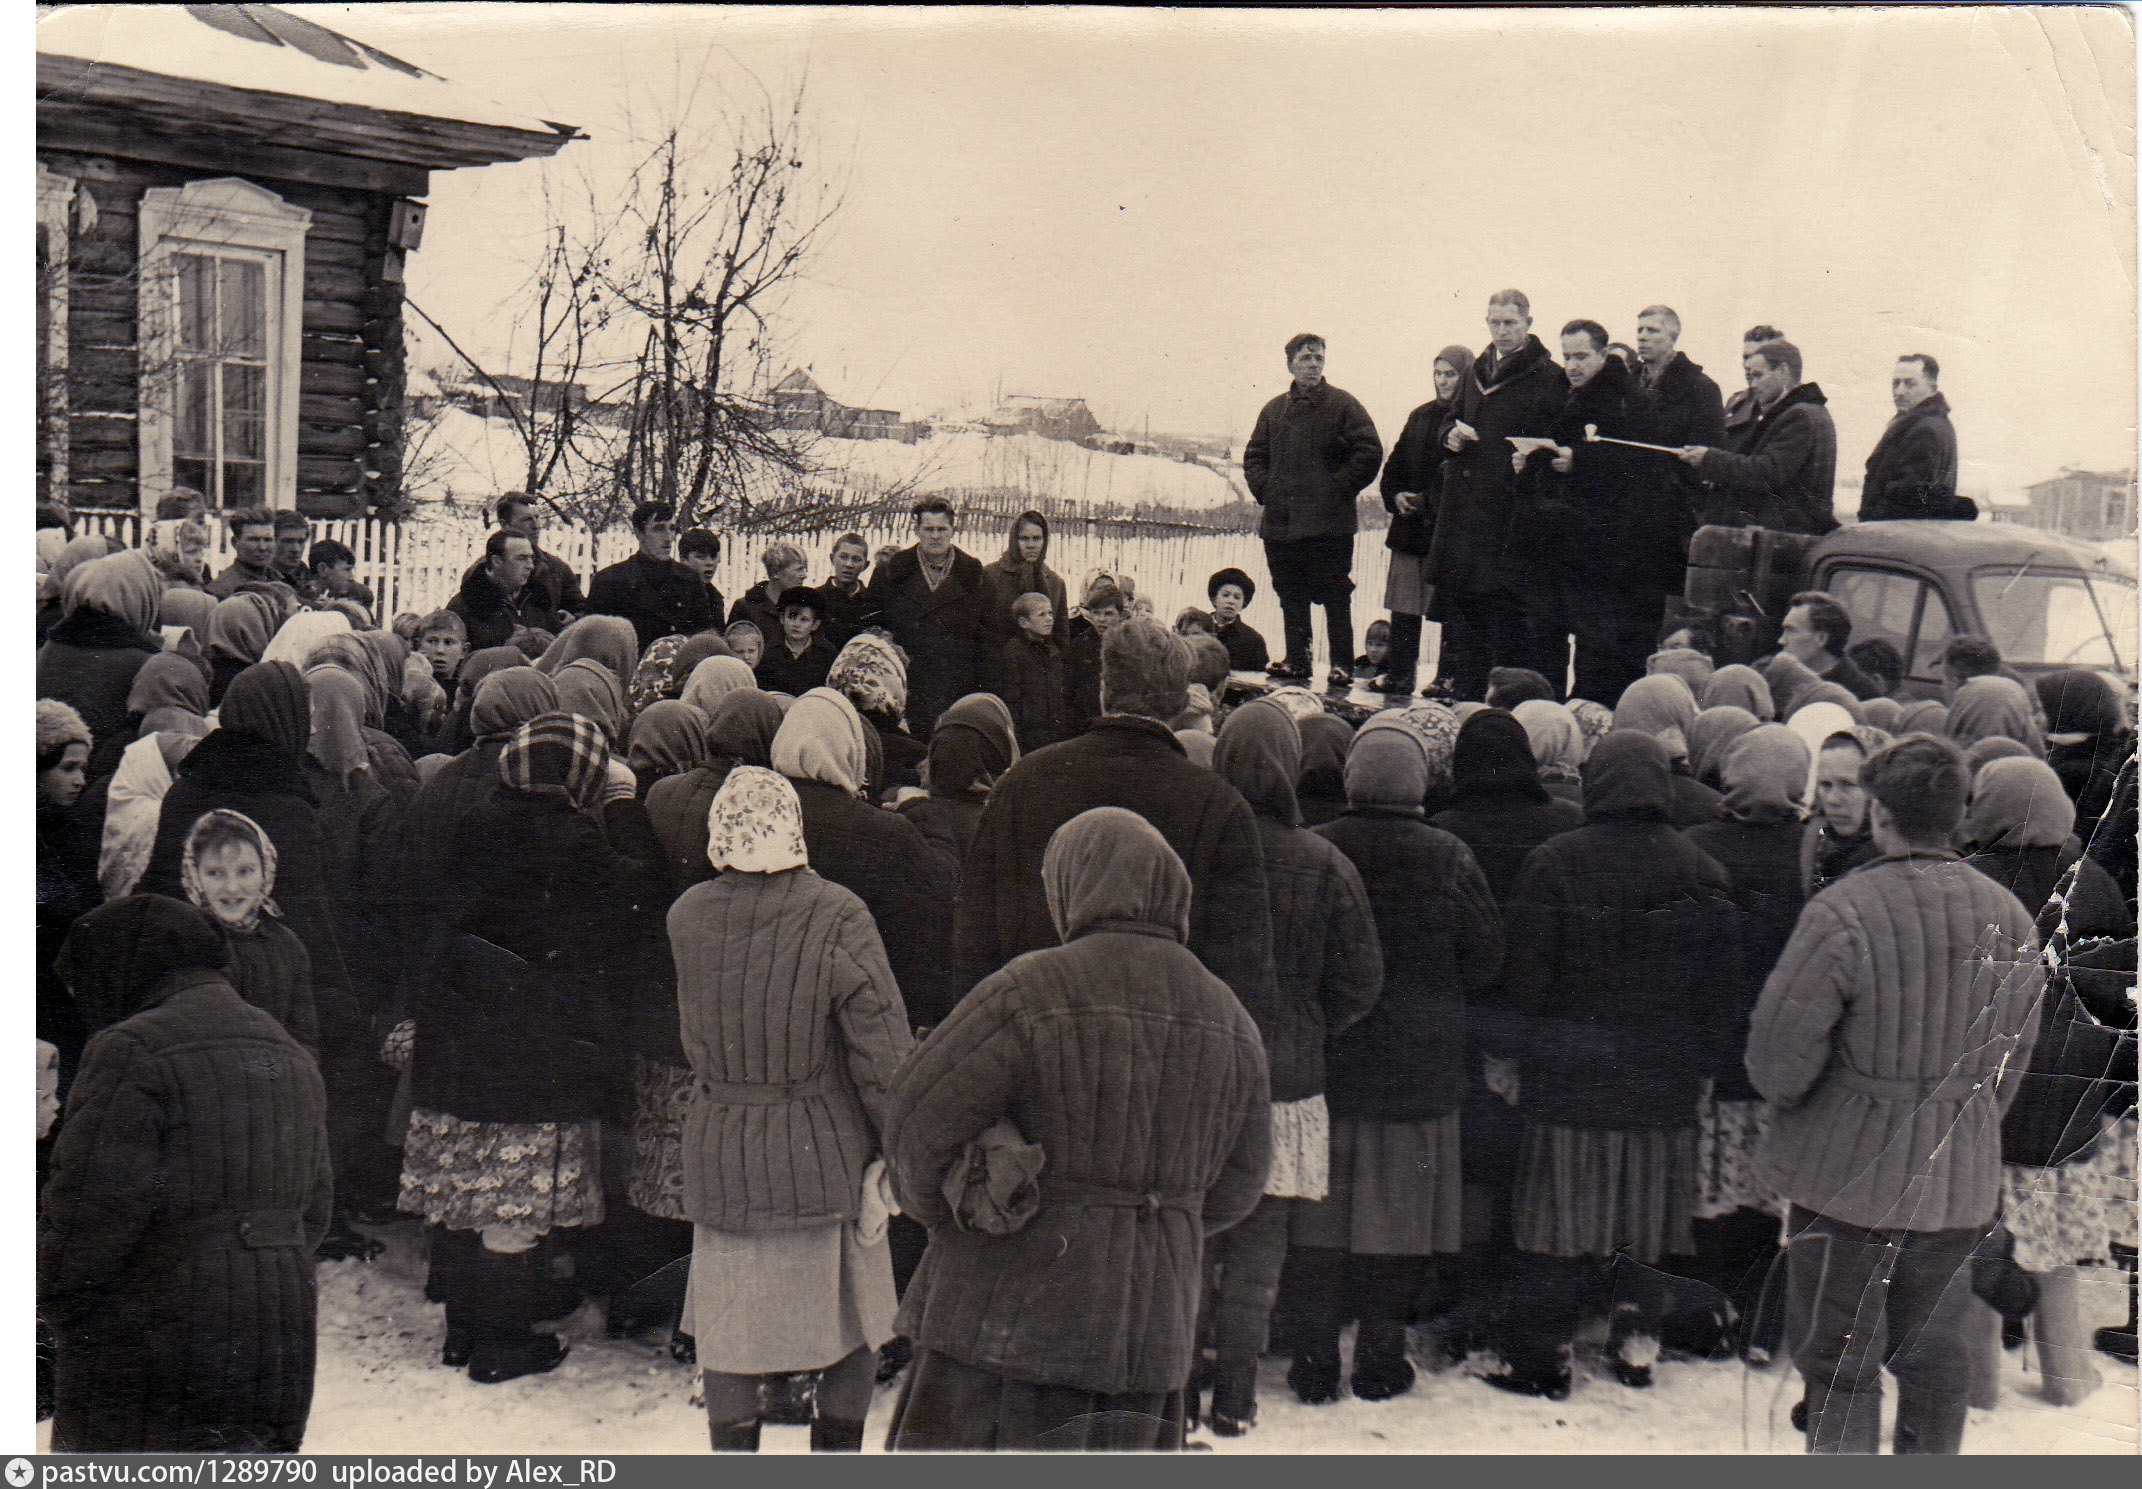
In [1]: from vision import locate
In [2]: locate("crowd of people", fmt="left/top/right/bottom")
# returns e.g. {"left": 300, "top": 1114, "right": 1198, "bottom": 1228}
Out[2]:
{"left": 29, "top": 324, "right": 2137, "bottom": 1458}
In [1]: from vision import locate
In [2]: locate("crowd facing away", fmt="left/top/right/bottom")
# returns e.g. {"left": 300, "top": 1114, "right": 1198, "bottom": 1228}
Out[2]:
{"left": 27, "top": 300, "right": 2138, "bottom": 1457}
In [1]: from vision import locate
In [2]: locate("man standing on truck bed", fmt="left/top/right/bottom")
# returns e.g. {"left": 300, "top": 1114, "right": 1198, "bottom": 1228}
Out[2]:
{"left": 1676, "top": 339, "right": 1838, "bottom": 535}
{"left": 1858, "top": 355, "right": 1973, "bottom": 522}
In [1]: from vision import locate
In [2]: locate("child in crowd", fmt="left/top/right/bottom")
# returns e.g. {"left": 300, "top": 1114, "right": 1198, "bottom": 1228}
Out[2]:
{"left": 678, "top": 528, "right": 726, "bottom": 624}
{"left": 307, "top": 539, "right": 375, "bottom": 614}
{"left": 756, "top": 588, "right": 836, "bottom": 696}
{"left": 820, "top": 532, "right": 873, "bottom": 648}
{"left": 1176, "top": 608, "right": 1217, "bottom": 638}
{"left": 1352, "top": 618, "right": 1391, "bottom": 680}
{"left": 391, "top": 612, "right": 425, "bottom": 648}
{"left": 1064, "top": 577, "right": 1127, "bottom": 725}
{"left": 723, "top": 620, "right": 765, "bottom": 672}
{"left": 417, "top": 610, "right": 468, "bottom": 692}
{"left": 998, "top": 591, "right": 1070, "bottom": 752}
{"left": 179, "top": 809, "right": 320, "bottom": 1057}
{"left": 1208, "top": 568, "right": 1270, "bottom": 673}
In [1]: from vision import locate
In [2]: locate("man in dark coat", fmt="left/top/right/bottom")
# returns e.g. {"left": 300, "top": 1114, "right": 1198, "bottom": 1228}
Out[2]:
{"left": 484, "top": 494, "right": 584, "bottom": 631}
{"left": 206, "top": 507, "right": 282, "bottom": 598}
{"left": 862, "top": 498, "right": 991, "bottom": 735}
{"left": 1718, "top": 325, "right": 1784, "bottom": 471}
{"left": 1242, "top": 333, "right": 1383, "bottom": 687}
{"left": 585, "top": 501, "right": 717, "bottom": 652}
{"left": 449, "top": 530, "right": 540, "bottom": 653}
{"left": 1627, "top": 305, "right": 1725, "bottom": 650}
{"left": 42, "top": 895, "right": 333, "bottom": 1453}
{"left": 1683, "top": 339, "right": 1839, "bottom": 535}
{"left": 1428, "top": 292, "right": 1571, "bottom": 701}
{"left": 955, "top": 617, "right": 1279, "bottom": 1034}
{"left": 1858, "top": 355, "right": 1971, "bottom": 521}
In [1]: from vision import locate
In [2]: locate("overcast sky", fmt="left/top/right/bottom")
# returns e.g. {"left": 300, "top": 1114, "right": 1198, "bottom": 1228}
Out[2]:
{"left": 299, "top": 3, "right": 2136, "bottom": 503}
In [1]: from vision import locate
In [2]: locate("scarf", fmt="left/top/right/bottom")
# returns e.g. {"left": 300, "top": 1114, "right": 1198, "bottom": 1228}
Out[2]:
{"left": 1345, "top": 716, "right": 1431, "bottom": 811}
{"left": 628, "top": 636, "right": 687, "bottom": 712}
{"left": 1400, "top": 701, "right": 1461, "bottom": 792}
{"left": 304, "top": 664, "right": 371, "bottom": 783}
{"left": 1214, "top": 696, "right": 1304, "bottom": 827}
{"left": 1718, "top": 724, "right": 1811, "bottom": 825}
{"left": 770, "top": 686, "right": 870, "bottom": 797}
{"left": 1688, "top": 706, "right": 1761, "bottom": 790}
{"left": 628, "top": 700, "right": 711, "bottom": 783}
{"left": 1897, "top": 699, "right": 1951, "bottom": 736}
{"left": 471, "top": 666, "right": 559, "bottom": 741}
{"left": 705, "top": 764, "right": 809, "bottom": 874}
{"left": 1702, "top": 662, "right": 1776, "bottom": 721}
{"left": 219, "top": 660, "right": 311, "bottom": 758}
{"left": 706, "top": 689, "right": 785, "bottom": 769}
{"left": 261, "top": 610, "right": 352, "bottom": 670}
{"left": 1613, "top": 674, "right": 1698, "bottom": 755}
{"left": 126, "top": 651, "right": 210, "bottom": 717}
{"left": 1947, "top": 675, "right": 2046, "bottom": 758}
{"left": 552, "top": 658, "right": 629, "bottom": 747}
{"left": 157, "top": 585, "right": 218, "bottom": 637}
{"left": 1566, "top": 698, "right": 1615, "bottom": 759}
{"left": 1963, "top": 756, "right": 2075, "bottom": 850}
{"left": 303, "top": 633, "right": 393, "bottom": 728}
{"left": 498, "top": 711, "right": 611, "bottom": 811}
{"left": 535, "top": 614, "right": 640, "bottom": 684}
{"left": 1263, "top": 686, "right": 1327, "bottom": 725}
{"left": 680, "top": 655, "right": 758, "bottom": 716}
{"left": 1646, "top": 648, "right": 1716, "bottom": 695}
{"left": 1512, "top": 698, "right": 1586, "bottom": 773}
{"left": 1583, "top": 730, "right": 1674, "bottom": 821}
{"left": 178, "top": 807, "right": 281, "bottom": 932}
{"left": 1449, "top": 707, "right": 1549, "bottom": 804}
{"left": 928, "top": 693, "right": 1021, "bottom": 798}
{"left": 1043, "top": 806, "right": 1192, "bottom": 945}
{"left": 828, "top": 632, "right": 909, "bottom": 720}
{"left": 63, "top": 550, "right": 163, "bottom": 637}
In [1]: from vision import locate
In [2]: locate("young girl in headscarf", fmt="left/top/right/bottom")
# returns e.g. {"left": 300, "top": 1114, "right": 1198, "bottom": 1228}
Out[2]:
{"left": 672, "top": 766, "right": 914, "bottom": 1452}
{"left": 179, "top": 809, "right": 319, "bottom": 1056}
{"left": 897, "top": 693, "right": 1018, "bottom": 867}
{"left": 827, "top": 631, "right": 924, "bottom": 798}
{"left": 1378, "top": 345, "right": 1473, "bottom": 696}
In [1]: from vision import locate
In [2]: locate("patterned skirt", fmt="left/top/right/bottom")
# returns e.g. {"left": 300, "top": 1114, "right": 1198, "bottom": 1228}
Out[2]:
{"left": 2002, "top": 1114, "right": 2140, "bottom": 1273}
{"left": 397, "top": 1108, "right": 605, "bottom": 1234}
{"left": 1693, "top": 1088, "right": 1779, "bottom": 1220}
{"left": 626, "top": 1056, "right": 694, "bottom": 1221}
{"left": 684, "top": 1220, "right": 897, "bottom": 1375}
{"left": 1513, "top": 1121, "right": 1696, "bottom": 1265}
{"left": 1289, "top": 1112, "right": 1463, "bottom": 1255}
{"left": 1264, "top": 1094, "right": 1330, "bottom": 1200}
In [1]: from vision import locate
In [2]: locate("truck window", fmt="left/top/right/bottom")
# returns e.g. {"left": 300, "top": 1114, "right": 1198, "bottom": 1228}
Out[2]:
{"left": 1970, "top": 568, "right": 2130, "bottom": 671}
{"left": 1825, "top": 565, "right": 1953, "bottom": 681}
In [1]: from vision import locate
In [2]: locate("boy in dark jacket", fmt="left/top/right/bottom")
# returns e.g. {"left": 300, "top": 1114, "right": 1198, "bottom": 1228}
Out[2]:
{"left": 996, "top": 591, "right": 1070, "bottom": 752}
{"left": 753, "top": 588, "right": 836, "bottom": 697}
{"left": 1062, "top": 577, "right": 1126, "bottom": 729}
{"left": 1208, "top": 568, "right": 1269, "bottom": 673}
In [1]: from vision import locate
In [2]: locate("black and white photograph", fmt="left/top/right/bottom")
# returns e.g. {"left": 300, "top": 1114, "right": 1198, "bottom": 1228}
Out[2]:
{"left": 23, "top": 1, "right": 2140, "bottom": 1457}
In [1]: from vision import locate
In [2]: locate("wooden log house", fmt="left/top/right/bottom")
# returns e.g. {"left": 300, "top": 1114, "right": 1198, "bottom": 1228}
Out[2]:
{"left": 36, "top": 3, "right": 579, "bottom": 519}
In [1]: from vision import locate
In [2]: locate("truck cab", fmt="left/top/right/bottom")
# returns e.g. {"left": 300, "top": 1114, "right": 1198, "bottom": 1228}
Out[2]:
{"left": 1683, "top": 519, "right": 2136, "bottom": 700}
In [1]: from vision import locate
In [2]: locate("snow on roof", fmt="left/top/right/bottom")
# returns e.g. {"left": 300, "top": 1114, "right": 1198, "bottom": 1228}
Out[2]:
{"left": 38, "top": 4, "right": 577, "bottom": 150}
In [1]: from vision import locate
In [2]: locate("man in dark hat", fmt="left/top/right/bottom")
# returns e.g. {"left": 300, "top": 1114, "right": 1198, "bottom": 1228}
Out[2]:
{"left": 1207, "top": 567, "right": 1269, "bottom": 673}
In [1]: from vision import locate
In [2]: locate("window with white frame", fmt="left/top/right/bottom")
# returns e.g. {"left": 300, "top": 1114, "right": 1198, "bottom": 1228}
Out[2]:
{"left": 137, "top": 177, "right": 309, "bottom": 513}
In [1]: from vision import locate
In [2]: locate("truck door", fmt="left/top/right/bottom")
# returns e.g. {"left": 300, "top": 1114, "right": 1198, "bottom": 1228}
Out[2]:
{"left": 1821, "top": 564, "right": 1954, "bottom": 689}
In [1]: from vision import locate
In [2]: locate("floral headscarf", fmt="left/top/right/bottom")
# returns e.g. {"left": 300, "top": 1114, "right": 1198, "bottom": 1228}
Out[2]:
{"left": 828, "top": 632, "right": 909, "bottom": 720}
{"left": 627, "top": 635, "right": 687, "bottom": 713}
{"left": 179, "top": 808, "right": 280, "bottom": 933}
{"left": 770, "top": 686, "right": 870, "bottom": 797}
{"left": 145, "top": 519, "right": 208, "bottom": 584}
{"left": 1263, "top": 686, "right": 1327, "bottom": 725}
{"left": 680, "top": 655, "right": 757, "bottom": 716}
{"left": 705, "top": 764, "right": 809, "bottom": 875}
{"left": 498, "top": 711, "right": 612, "bottom": 812}
{"left": 1400, "top": 700, "right": 1461, "bottom": 792}
{"left": 1567, "top": 698, "right": 1615, "bottom": 760}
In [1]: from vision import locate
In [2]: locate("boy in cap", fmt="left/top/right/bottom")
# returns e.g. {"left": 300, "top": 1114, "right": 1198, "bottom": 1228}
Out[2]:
{"left": 1208, "top": 567, "right": 1270, "bottom": 673}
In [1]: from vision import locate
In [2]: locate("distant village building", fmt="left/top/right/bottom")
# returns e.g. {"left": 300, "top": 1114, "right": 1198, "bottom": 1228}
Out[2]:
{"left": 771, "top": 368, "right": 925, "bottom": 443}
{"left": 36, "top": 3, "right": 579, "bottom": 517}
{"left": 2002, "top": 468, "right": 2137, "bottom": 541}
{"left": 983, "top": 394, "right": 1104, "bottom": 444}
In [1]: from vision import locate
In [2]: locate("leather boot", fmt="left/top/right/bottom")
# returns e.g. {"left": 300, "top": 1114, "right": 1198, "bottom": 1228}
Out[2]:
{"left": 467, "top": 1246, "right": 569, "bottom": 1385}
{"left": 1285, "top": 1246, "right": 1348, "bottom": 1404}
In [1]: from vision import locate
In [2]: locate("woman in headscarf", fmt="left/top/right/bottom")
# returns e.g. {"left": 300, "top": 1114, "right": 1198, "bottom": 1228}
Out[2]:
{"left": 1860, "top": 695, "right": 1904, "bottom": 733}
{"left": 1961, "top": 757, "right": 2130, "bottom": 940}
{"left": 260, "top": 609, "right": 351, "bottom": 671}
{"left": 97, "top": 714, "right": 208, "bottom": 907}
{"left": 552, "top": 657, "right": 630, "bottom": 747}
{"left": 1400, "top": 698, "right": 1463, "bottom": 814}
{"left": 1486, "top": 732, "right": 1738, "bottom": 1399}
{"left": 980, "top": 510, "right": 1070, "bottom": 648}
{"left": 302, "top": 632, "right": 422, "bottom": 808}
{"left": 1433, "top": 709, "right": 1585, "bottom": 905}
{"left": 646, "top": 690, "right": 785, "bottom": 894}
{"left": 202, "top": 592, "right": 281, "bottom": 708}
{"left": 41, "top": 895, "right": 331, "bottom": 1453}
{"left": 679, "top": 654, "right": 758, "bottom": 717}
{"left": 1897, "top": 697, "right": 1951, "bottom": 735}
{"left": 534, "top": 614, "right": 640, "bottom": 687}
{"left": 1761, "top": 651, "right": 1824, "bottom": 723}
{"left": 34, "top": 533, "right": 114, "bottom": 644}
{"left": 124, "top": 651, "right": 210, "bottom": 731}
{"left": 2036, "top": 668, "right": 2133, "bottom": 863}
{"left": 143, "top": 517, "right": 210, "bottom": 590}
{"left": 771, "top": 688, "right": 959, "bottom": 1031}
{"left": 1614, "top": 674, "right": 1723, "bottom": 826}
{"left": 1687, "top": 705, "right": 1761, "bottom": 792}
{"left": 1964, "top": 735, "right": 2034, "bottom": 774}
{"left": 1566, "top": 697, "right": 1614, "bottom": 760}
{"left": 626, "top": 700, "right": 710, "bottom": 799}
{"left": 1200, "top": 700, "right": 1381, "bottom": 1434}
{"left": 1377, "top": 345, "right": 1472, "bottom": 695}
{"left": 897, "top": 693, "right": 1019, "bottom": 868}
{"left": 1796, "top": 721, "right": 1881, "bottom": 897}
{"left": 1294, "top": 712, "right": 1355, "bottom": 828}
{"left": 1680, "top": 725, "right": 1813, "bottom": 1354}
{"left": 670, "top": 767, "right": 915, "bottom": 1452}
{"left": 439, "top": 645, "right": 526, "bottom": 756}
{"left": 400, "top": 713, "right": 645, "bottom": 1384}
{"left": 1513, "top": 698, "right": 1589, "bottom": 810}
{"left": 35, "top": 550, "right": 163, "bottom": 787}
{"left": 628, "top": 631, "right": 736, "bottom": 716}
{"left": 1702, "top": 662, "right": 1775, "bottom": 721}
{"left": 157, "top": 584, "right": 218, "bottom": 645}
{"left": 351, "top": 629, "right": 434, "bottom": 767}
{"left": 1646, "top": 648, "right": 1716, "bottom": 696}
{"left": 1947, "top": 674, "right": 2048, "bottom": 760}
{"left": 883, "top": 808, "right": 1271, "bottom": 1452}
{"left": 177, "top": 808, "right": 319, "bottom": 1055}
{"left": 827, "top": 631, "right": 925, "bottom": 797}
{"left": 1293, "top": 716, "right": 1504, "bottom": 1405}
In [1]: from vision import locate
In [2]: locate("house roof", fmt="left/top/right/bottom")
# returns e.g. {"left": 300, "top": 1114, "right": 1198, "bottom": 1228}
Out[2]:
{"left": 2025, "top": 468, "right": 2135, "bottom": 492}
{"left": 37, "top": 4, "right": 580, "bottom": 170}
{"left": 773, "top": 368, "right": 826, "bottom": 396}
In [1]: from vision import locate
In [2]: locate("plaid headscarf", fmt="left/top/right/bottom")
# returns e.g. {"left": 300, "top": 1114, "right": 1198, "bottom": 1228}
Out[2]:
{"left": 498, "top": 711, "right": 612, "bottom": 812}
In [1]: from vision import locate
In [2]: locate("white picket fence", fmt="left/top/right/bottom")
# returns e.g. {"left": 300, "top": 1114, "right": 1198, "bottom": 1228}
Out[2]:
{"left": 65, "top": 510, "right": 1400, "bottom": 672}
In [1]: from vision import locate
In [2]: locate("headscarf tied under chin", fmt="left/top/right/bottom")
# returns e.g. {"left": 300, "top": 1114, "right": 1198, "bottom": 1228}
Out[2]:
{"left": 552, "top": 659, "right": 629, "bottom": 747}
{"left": 828, "top": 632, "right": 909, "bottom": 721}
{"left": 179, "top": 808, "right": 281, "bottom": 933}
{"left": 1042, "top": 805, "right": 1192, "bottom": 946}
{"left": 705, "top": 764, "right": 809, "bottom": 875}
{"left": 1214, "top": 696, "right": 1303, "bottom": 827}
{"left": 1702, "top": 663, "right": 1775, "bottom": 721}
{"left": 928, "top": 693, "right": 1021, "bottom": 798}
{"left": 771, "top": 686, "right": 871, "bottom": 798}
{"left": 1688, "top": 706, "right": 1761, "bottom": 790}
{"left": 1400, "top": 701, "right": 1461, "bottom": 793}
{"left": 126, "top": 652, "right": 210, "bottom": 718}
{"left": 498, "top": 711, "right": 612, "bottom": 812}
{"left": 304, "top": 664, "right": 371, "bottom": 784}
{"left": 1513, "top": 698, "right": 1585, "bottom": 773}
{"left": 1947, "top": 675, "right": 2047, "bottom": 759}
{"left": 1964, "top": 755, "right": 2076, "bottom": 850}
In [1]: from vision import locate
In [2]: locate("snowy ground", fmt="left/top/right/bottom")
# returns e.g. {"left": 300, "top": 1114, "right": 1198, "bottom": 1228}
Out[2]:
{"left": 41, "top": 1219, "right": 2130, "bottom": 1456}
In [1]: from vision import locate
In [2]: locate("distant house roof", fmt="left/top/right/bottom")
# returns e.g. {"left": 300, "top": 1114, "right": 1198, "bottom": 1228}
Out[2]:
{"left": 999, "top": 395, "right": 1092, "bottom": 418}
{"left": 773, "top": 368, "right": 827, "bottom": 396}
{"left": 2026, "top": 468, "right": 2134, "bottom": 491}
{"left": 37, "top": 3, "right": 581, "bottom": 170}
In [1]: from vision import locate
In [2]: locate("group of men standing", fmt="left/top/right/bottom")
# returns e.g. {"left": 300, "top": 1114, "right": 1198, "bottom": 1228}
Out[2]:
{"left": 1242, "top": 295, "right": 1967, "bottom": 704}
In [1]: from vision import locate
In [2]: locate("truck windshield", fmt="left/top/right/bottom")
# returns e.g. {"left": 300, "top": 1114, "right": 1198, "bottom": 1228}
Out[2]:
{"left": 1970, "top": 568, "right": 2135, "bottom": 673}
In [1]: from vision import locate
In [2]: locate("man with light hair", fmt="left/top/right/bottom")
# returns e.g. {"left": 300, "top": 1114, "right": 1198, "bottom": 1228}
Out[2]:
{"left": 1678, "top": 340, "right": 1838, "bottom": 535}
{"left": 1859, "top": 355, "right": 1971, "bottom": 522}
{"left": 1623, "top": 304, "right": 1725, "bottom": 653}
{"left": 729, "top": 540, "right": 811, "bottom": 641}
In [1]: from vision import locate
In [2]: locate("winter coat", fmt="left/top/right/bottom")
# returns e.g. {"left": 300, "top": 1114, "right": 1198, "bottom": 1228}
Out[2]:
{"left": 585, "top": 551, "right": 719, "bottom": 653}
{"left": 37, "top": 796, "right": 103, "bottom": 1096}
{"left": 1746, "top": 852, "right": 2042, "bottom": 1231}
{"left": 862, "top": 545, "right": 992, "bottom": 734}
{"left": 1532, "top": 356, "right": 1651, "bottom": 579}
{"left": 1667, "top": 766, "right": 1726, "bottom": 828}
{"left": 41, "top": 964, "right": 331, "bottom": 1453}
{"left": 727, "top": 582, "right": 794, "bottom": 648}
{"left": 205, "top": 559, "right": 282, "bottom": 600}
{"left": 1801, "top": 816, "right": 1881, "bottom": 897}
{"left": 980, "top": 554, "right": 1070, "bottom": 648}
{"left": 36, "top": 609, "right": 159, "bottom": 788}
{"left": 1061, "top": 628, "right": 1104, "bottom": 730}
{"left": 1431, "top": 793, "right": 1586, "bottom": 907}
{"left": 791, "top": 778, "right": 960, "bottom": 1030}
{"left": 1694, "top": 382, "right": 1839, "bottom": 534}
{"left": 1858, "top": 392, "right": 1967, "bottom": 522}
{"left": 898, "top": 794, "right": 983, "bottom": 881}
{"left": 1427, "top": 337, "right": 1571, "bottom": 594}
{"left": 1244, "top": 379, "right": 1383, "bottom": 542}
{"left": 885, "top": 810, "right": 1270, "bottom": 1395}
{"left": 406, "top": 790, "right": 641, "bottom": 1125}
{"left": 1379, "top": 396, "right": 1454, "bottom": 558}
{"left": 1627, "top": 351, "right": 1725, "bottom": 556}
{"left": 954, "top": 716, "right": 1279, "bottom": 1034}
{"left": 645, "top": 762, "right": 734, "bottom": 894}
{"left": 300, "top": 759, "right": 403, "bottom": 1040}
{"left": 1495, "top": 734, "right": 1739, "bottom": 1130}
{"left": 1682, "top": 817, "right": 1807, "bottom": 1099}
{"left": 756, "top": 633, "right": 838, "bottom": 698}
{"left": 1212, "top": 617, "right": 1269, "bottom": 673}
{"left": 1245, "top": 814, "right": 1382, "bottom": 1102}
{"left": 817, "top": 577, "right": 872, "bottom": 650}
{"left": 448, "top": 565, "right": 541, "bottom": 654}
{"left": 671, "top": 867, "right": 914, "bottom": 1230}
{"left": 1315, "top": 809, "right": 1504, "bottom": 1120}
{"left": 220, "top": 917, "right": 321, "bottom": 1059}
{"left": 994, "top": 632, "right": 1071, "bottom": 753}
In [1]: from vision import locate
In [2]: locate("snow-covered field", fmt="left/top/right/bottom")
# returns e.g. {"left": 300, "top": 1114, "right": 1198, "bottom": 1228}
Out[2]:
{"left": 41, "top": 1222, "right": 2129, "bottom": 1457}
